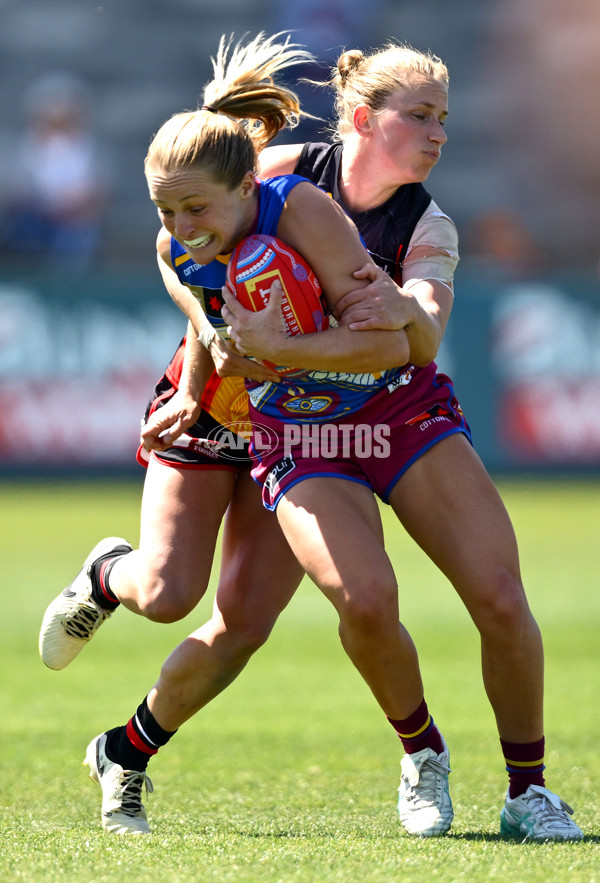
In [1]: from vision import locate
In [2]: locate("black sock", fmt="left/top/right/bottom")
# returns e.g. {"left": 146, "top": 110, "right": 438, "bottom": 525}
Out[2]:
{"left": 104, "top": 697, "right": 177, "bottom": 771}
{"left": 90, "top": 547, "right": 130, "bottom": 611}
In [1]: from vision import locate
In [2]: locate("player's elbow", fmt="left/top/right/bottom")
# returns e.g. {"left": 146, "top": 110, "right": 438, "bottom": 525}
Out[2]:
{"left": 406, "top": 319, "right": 445, "bottom": 367}
{"left": 409, "top": 339, "right": 440, "bottom": 367}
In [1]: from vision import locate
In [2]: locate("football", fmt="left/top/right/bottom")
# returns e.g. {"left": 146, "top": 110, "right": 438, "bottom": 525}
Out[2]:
{"left": 226, "top": 234, "right": 329, "bottom": 376}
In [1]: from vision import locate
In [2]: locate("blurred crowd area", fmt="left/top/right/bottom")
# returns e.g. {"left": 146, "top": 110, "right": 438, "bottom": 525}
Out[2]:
{"left": 0, "top": 0, "right": 599, "bottom": 275}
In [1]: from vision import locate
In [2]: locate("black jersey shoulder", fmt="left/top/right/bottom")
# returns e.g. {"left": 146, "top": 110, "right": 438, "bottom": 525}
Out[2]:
{"left": 295, "top": 142, "right": 431, "bottom": 280}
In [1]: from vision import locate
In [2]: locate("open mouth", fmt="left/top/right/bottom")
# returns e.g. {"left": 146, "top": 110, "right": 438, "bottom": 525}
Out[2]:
{"left": 183, "top": 234, "right": 214, "bottom": 249}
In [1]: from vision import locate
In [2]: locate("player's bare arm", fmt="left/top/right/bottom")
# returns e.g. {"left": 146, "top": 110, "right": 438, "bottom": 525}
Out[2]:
{"left": 228, "top": 182, "right": 409, "bottom": 372}
{"left": 257, "top": 143, "right": 304, "bottom": 178}
{"left": 336, "top": 264, "right": 453, "bottom": 367}
{"left": 156, "top": 226, "right": 280, "bottom": 384}
{"left": 207, "top": 333, "right": 281, "bottom": 382}
{"left": 155, "top": 226, "right": 214, "bottom": 343}
{"left": 222, "top": 270, "right": 410, "bottom": 376}
{"left": 140, "top": 320, "right": 210, "bottom": 452}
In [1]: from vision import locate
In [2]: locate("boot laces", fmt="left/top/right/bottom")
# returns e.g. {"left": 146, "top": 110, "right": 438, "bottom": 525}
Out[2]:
{"left": 523, "top": 790, "right": 574, "bottom": 830}
{"left": 64, "top": 604, "right": 104, "bottom": 639}
{"left": 115, "top": 770, "right": 154, "bottom": 818}
{"left": 412, "top": 755, "right": 449, "bottom": 805}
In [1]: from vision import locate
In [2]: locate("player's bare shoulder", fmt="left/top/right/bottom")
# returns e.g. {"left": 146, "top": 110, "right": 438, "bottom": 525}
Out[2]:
{"left": 258, "top": 143, "right": 304, "bottom": 177}
{"left": 156, "top": 226, "right": 173, "bottom": 268}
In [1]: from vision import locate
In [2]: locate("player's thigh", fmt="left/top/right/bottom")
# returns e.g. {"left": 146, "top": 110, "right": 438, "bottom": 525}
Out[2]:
{"left": 276, "top": 477, "right": 396, "bottom": 612}
{"left": 215, "top": 469, "right": 304, "bottom": 626}
{"left": 389, "top": 434, "right": 522, "bottom": 605}
{"left": 139, "top": 457, "right": 236, "bottom": 596}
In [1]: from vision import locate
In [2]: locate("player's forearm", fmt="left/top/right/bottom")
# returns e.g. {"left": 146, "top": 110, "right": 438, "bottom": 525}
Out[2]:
{"left": 179, "top": 323, "right": 214, "bottom": 401}
{"left": 157, "top": 246, "right": 215, "bottom": 347}
{"left": 268, "top": 325, "right": 410, "bottom": 373}
{"left": 403, "top": 300, "right": 444, "bottom": 366}
{"left": 402, "top": 279, "right": 453, "bottom": 367}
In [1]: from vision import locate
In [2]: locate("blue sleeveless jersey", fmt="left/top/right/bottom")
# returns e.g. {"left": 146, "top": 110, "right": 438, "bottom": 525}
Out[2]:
{"left": 244, "top": 144, "right": 436, "bottom": 424}
{"left": 170, "top": 174, "right": 305, "bottom": 336}
{"left": 171, "top": 173, "right": 428, "bottom": 425}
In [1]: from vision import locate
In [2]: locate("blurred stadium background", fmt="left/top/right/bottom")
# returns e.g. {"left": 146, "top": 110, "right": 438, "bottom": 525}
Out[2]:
{"left": 1, "top": 0, "right": 599, "bottom": 477}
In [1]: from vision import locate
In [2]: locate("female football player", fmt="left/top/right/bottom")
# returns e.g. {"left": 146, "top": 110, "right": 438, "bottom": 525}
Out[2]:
{"left": 39, "top": 34, "right": 582, "bottom": 842}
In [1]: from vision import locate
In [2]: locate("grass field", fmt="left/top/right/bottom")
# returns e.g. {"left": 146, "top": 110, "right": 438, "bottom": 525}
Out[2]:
{"left": 1, "top": 477, "right": 599, "bottom": 881}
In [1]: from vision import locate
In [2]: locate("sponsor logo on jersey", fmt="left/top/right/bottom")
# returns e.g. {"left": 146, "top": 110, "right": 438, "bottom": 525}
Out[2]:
{"left": 387, "top": 365, "right": 415, "bottom": 393}
{"left": 309, "top": 369, "right": 382, "bottom": 387}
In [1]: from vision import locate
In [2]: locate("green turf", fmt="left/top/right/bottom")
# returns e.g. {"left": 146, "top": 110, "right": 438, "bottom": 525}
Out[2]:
{"left": 1, "top": 478, "right": 599, "bottom": 881}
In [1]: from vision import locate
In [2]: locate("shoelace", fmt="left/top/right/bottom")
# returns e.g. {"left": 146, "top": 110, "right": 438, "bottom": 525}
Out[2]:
{"left": 115, "top": 771, "right": 155, "bottom": 818}
{"left": 64, "top": 604, "right": 104, "bottom": 639}
{"left": 404, "top": 755, "right": 449, "bottom": 806}
{"left": 521, "top": 792, "right": 575, "bottom": 830}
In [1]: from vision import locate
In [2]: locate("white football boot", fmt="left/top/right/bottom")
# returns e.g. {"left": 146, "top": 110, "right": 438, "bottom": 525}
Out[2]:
{"left": 39, "top": 537, "right": 131, "bottom": 669}
{"left": 84, "top": 733, "right": 154, "bottom": 835}
{"left": 500, "top": 784, "right": 583, "bottom": 841}
{"left": 398, "top": 741, "right": 453, "bottom": 836}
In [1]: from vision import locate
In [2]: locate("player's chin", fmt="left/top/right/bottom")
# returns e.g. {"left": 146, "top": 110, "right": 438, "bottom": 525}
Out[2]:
{"left": 410, "top": 167, "right": 432, "bottom": 183}
{"left": 420, "top": 159, "right": 440, "bottom": 178}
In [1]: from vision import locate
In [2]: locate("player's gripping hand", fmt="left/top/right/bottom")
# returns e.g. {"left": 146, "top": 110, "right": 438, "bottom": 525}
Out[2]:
{"left": 141, "top": 389, "right": 202, "bottom": 452}
{"left": 208, "top": 334, "right": 281, "bottom": 382}
{"left": 336, "top": 263, "right": 415, "bottom": 331}
{"left": 221, "top": 280, "right": 288, "bottom": 361}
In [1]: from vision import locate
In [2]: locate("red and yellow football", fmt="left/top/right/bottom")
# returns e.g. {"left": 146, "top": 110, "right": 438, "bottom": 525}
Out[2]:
{"left": 226, "top": 234, "right": 329, "bottom": 375}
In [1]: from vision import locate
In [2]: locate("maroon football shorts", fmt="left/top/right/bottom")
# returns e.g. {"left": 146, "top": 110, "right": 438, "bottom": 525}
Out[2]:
{"left": 249, "top": 372, "right": 471, "bottom": 511}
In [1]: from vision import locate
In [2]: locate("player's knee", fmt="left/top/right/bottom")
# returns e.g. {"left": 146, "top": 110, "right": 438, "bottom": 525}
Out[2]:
{"left": 137, "top": 575, "right": 199, "bottom": 623}
{"left": 338, "top": 576, "right": 398, "bottom": 636}
{"left": 140, "top": 595, "right": 193, "bottom": 623}
{"left": 220, "top": 606, "right": 278, "bottom": 653}
{"left": 475, "top": 568, "right": 530, "bottom": 637}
